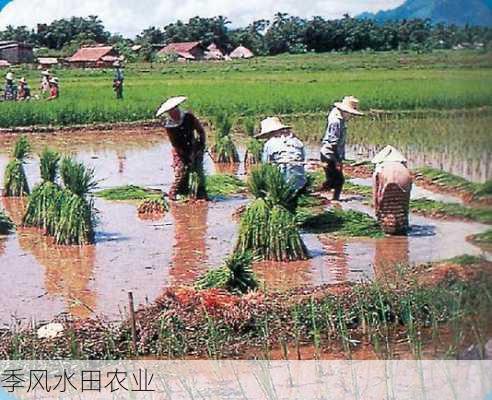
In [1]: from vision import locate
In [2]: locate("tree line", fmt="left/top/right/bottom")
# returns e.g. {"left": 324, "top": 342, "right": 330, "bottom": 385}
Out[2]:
{"left": 1, "top": 13, "right": 491, "bottom": 60}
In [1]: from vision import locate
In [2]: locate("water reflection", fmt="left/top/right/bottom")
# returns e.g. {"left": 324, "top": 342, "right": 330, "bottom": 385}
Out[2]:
{"left": 168, "top": 201, "right": 209, "bottom": 285}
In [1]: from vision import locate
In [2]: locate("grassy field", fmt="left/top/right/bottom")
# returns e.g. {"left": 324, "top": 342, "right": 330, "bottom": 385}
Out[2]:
{"left": 1, "top": 50, "right": 491, "bottom": 128}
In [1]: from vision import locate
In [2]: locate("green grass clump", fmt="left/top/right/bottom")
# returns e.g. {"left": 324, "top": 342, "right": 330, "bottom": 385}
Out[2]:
{"left": 236, "top": 165, "right": 308, "bottom": 261}
{"left": 299, "top": 208, "right": 384, "bottom": 238}
{"left": 470, "top": 229, "right": 492, "bottom": 244}
{"left": 0, "top": 211, "right": 14, "bottom": 235}
{"left": 96, "top": 185, "right": 161, "bottom": 201}
{"left": 3, "top": 136, "right": 31, "bottom": 197}
{"left": 210, "top": 113, "right": 240, "bottom": 164}
{"left": 195, "top": 251, "right": 258, "bottom": 294}
{"left": 205, "top": 174, "right": 245, "bottom": 199}
{"left": 244, "top": 138, "right": 263, "bottom": 165}
{"left": 410, "top": 199, "right": 492, "bottom": 224}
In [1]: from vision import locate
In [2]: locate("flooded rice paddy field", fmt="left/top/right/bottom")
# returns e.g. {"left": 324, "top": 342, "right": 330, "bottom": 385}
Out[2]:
{"left": 0, "top": 127, "right": 490, "bottom": 326}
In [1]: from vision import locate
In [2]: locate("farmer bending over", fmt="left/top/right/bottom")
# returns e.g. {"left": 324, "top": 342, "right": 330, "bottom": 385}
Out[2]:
{"left": 3, "top": 72, "right": 17, "bottom": 101}
{"left": 320, "top": 96, "right": 364, "bottom": 200}
{"left": 372, "top": 145, "right": 413, "bottom": 235}
{"left": 18, "top": 77, "right": 31, "bottom": 101}
{"left": 156, "top": 96, "right": 207, "bottom": 200}
{"left": 258, "top": 117, "right": 307, "bottom": 193}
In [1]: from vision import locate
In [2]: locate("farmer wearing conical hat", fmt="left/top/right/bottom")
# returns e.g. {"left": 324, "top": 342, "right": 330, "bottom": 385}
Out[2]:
{"left": 320, "top": 96, "right": 364, "bottom": 200}
{"left": 372, "top": 145, "right": 413, "bottom": 235}
{"left": 47, "top": 77, "right": 59, "bottom": 101}
{"left": 156, "top": 96, "right": 207, "bottom": 200}
{"left": 113, "top": 60, "right": 124, "bottom": 100}
{"left": 17, "top": 77, "right": 31, "bottom": 101}
{"left": 3, "top": 72, "right": 17, "bottom": 101}
{"left": 256, "top": 117, "right": 307, "bottom": 192}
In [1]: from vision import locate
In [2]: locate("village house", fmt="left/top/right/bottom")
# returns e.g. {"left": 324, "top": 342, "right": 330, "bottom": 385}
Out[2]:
{"left": 158, "top": 41, "right": 205, "bottom": 61}
{"left": 230, "top": 45, "right": 254, "bottom": 59}
{"left": 204, "top": 43, "right": 225, "bottom": 60}
{"left": 37, "top": 57, "right": 59, "bottom": 69}
{"left": 0, "top": 41, "right": 34, "bottom": 64}
{"left": 68, "top": 45, "right": 120, "bottom": 68}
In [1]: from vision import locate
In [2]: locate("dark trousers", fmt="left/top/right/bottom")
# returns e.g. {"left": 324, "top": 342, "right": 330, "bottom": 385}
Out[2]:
{"left": 321, "top": 154, "right": 345, "bottom": 200}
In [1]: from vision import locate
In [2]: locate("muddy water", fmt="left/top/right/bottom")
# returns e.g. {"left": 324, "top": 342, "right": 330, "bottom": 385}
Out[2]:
{"left": 0, "top": 130, "right": 489, "bottom": 325}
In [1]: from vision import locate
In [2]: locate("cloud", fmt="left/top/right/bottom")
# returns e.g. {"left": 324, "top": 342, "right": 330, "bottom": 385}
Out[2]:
{"left": 0, "top": 0, "right": 404, "bottom": 37}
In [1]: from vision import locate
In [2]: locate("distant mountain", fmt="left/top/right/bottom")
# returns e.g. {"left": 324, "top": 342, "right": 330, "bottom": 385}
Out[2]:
{"left": 0, "top": 0, "right": 12, "bottom": 12}
{"left": 359, "top": 0, "right": 492, "bottom": 27}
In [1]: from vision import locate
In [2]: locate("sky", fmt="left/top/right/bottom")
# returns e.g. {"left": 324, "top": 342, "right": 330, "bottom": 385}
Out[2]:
{"left": 0, "top": 0, "right": 405, "bottom": 37}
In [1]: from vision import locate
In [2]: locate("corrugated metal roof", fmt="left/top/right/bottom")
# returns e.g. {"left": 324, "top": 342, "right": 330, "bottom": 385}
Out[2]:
{"left": 69, "top": 46, "right": 114, "bottom": 62}
{"left": 159, "top": 41, "right": 201, "bottom": 54}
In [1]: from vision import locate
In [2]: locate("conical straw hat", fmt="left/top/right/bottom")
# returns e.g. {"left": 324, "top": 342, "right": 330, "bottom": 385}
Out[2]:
{"left": 372, "top": 145, "right": 407, "bottom": 164}
{"left": 334, "top": 96, "right": 364, "bottom": 116}
{"left": 255, "top": 117, "right": 290, "bottom": 138}
{"left": 156, "top": 96, "right": 187, "bottom": 117}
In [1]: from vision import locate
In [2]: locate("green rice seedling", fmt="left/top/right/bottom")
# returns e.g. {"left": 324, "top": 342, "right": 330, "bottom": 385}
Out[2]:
{"left": 188, "top": 171, "right": 200, "bottom": 199}
{"left": 96, "top": 185, "right": 162, "bottom": 201}
{"left": 243, "top": 117, "right": 256, "bottom": 137}
{"left": 410, "top": 198, "right": 492, "bottom": 224}
{"left": 0, "top": 211, "right": 14, "bottom": 235}
{"left": 60, "top": 157, "right": 97, "bottom": 198}
{"left": 210, "top": 113, "right": 240, "bottom": 163}
{"left": 205, "top": 174, "right": 245, "bottom": 199}
{"left": 54, "top": 189, "right": 95, "bottom": 245}
{"left": 470, "top": 229, "right": 492, "bottom": 244}
{"left": 3, "top": 136, "right": 30, "bottom": 197}
{"left": 53, "top": 157, "right": 97, "bottom": 245}
{"left": 244, "top": 138, "right": 263, "bottom": 165}
{"left": 195, "top": 251, "right": 258, "bottom": 294}
{"left": 23, "top": 149, "right": 62, "bottom": 232}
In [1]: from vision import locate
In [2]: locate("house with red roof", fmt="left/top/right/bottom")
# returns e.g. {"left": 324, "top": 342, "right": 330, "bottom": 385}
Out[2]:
{"left": 68, "top": 45, "right": 120, "bottom": 68}
{"left": 158, "top": 41, "right": 204, "bottom": 61}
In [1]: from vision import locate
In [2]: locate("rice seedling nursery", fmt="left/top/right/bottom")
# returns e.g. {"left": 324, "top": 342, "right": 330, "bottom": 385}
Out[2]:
{"left": 0, "top": 20, "right": 491, "bottom": 383}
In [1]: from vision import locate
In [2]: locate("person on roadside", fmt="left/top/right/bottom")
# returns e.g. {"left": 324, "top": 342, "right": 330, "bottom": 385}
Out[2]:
{"left": 257, "top": 116, "right": 307, "bottom": 193}
{"left": 156, "top": 96, "right": 207, "bottom": 200}
{"left": 320, "top": 96, "right": 364, "bottom": 200}
{"left": 17, "top": 77, "right": 31, "bottom": 101}
{"left": 3, "top": 72, "right": 17, "bottom": 101}
{"left": 47, "top": 77, "right": 59, "bottom": 101}
{"left": 113, "top": 60, "right": 124, "bottom": 100}
{"left": 372, "top": 145, "right": 413, "bottom": 235}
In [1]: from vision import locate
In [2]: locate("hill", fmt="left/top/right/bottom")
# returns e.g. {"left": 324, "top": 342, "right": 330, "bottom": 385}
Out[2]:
{"left": 359, "top": 0, "right": 492, "bottom": 26}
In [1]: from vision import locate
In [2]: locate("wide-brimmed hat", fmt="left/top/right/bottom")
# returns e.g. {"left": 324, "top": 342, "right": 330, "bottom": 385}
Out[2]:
{"left": 41, "top": 70, "right": 50, "bottom": 76}
{"left": 156, "top": 96, "right": 188, "bottom": 117}
{"left": 334, "top": 96, "right": 364, "bottom": 116}
{"left": 19, "top": 77, "right": 27, "bottom": 84}
{"left": 5, "top": 72, "right": 13, "bottom": 80}
{"left": 372, "top": 145, "right": 407, "bottom": 164}
{"left": 49, "top": 77, "right": 59, "bottom": 85}
{"left": 255, "top": 117, "right": 290, "bottom": 138}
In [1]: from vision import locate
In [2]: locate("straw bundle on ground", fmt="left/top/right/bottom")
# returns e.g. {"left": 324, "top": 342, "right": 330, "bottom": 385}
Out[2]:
{"left": 210, "top": 113, "right": 240, "bottom": 164}
{"left": 195, "top": 251, "right": 258, "bottom": 294}
{"left": 235, "top": 164, "right": 308, "bottom": 261}
{"left": 3, "top": 136, "right": 30, "bottom": 197}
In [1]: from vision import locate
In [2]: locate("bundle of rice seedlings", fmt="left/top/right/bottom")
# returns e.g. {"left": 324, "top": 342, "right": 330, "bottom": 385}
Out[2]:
{"left": 236, "top": 164, "right": 307, "bottom": 261}
{"left": 23, "top": 148, "right": 62, "bottom": 232}
{"left": 53, "top": 157, "right": 96, "bottom": 245}
{"left": 137, "top": 197, "right": 169, "bottom": 215}
{"left": 0, "top": 211, "right": 14, "bottom": 235}
{"left": 3, "top": 136, "right": 30, "bottom": 197}
{"left": 186, "top": 160, "right": 207, "bottom": 200}
{"left": 54, "top": 189, "right": 94, "bottom": 245}
{"left": 195, "top": 251, "right": 258, "bottom": 294}
{"left": 244, "top": 138, "right": 263, "bottom": 166}
{"left": 210, "top": 113, "right": 240, "bottom": 164}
